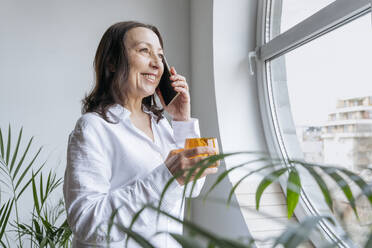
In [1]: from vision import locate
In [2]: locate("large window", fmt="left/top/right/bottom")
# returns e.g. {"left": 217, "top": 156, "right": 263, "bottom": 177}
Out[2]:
{"left": 256, "top": 0, "right": 371, "bottom": 247}
{"left": 269, "top": 0, "right": 336, "bottom": 39}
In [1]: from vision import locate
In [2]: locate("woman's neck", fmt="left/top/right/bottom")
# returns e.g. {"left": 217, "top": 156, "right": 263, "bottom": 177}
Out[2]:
{"left": 123, "top": 97, "right": 145, "bottom": 117}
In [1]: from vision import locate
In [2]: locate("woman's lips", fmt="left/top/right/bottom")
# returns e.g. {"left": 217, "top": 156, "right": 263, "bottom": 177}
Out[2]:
{"left": 141, "top": 73, "right": 156, "bottom": 83}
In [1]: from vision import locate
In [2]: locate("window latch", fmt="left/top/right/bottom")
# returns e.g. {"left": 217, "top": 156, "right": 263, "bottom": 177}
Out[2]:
{"left": 248, "top": 49, "right": 257, "bottom": 75}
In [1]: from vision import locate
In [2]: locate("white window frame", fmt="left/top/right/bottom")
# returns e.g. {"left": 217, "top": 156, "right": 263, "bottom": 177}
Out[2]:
{"left": 254, "top": 0, "right": 371, "bottom": 247}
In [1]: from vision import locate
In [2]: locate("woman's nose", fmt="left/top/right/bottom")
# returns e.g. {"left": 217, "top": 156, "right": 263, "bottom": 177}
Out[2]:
{"left": 149, "top": 55, "right": 162, "bottom": 69}
{"left": 150, "top": 60, "right": 159, "bottom": 69}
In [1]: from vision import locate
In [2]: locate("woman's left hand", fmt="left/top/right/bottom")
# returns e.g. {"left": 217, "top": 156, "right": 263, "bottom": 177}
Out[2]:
{"left": 156, "top": 67, "right": 191, "bottom": 121}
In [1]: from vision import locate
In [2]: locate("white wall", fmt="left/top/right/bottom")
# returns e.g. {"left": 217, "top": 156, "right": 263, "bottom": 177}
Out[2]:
{"left": 0, "top": 0, "right": 190, "bottom": 243}
{"left": 189, "top": 0, "right": 250, "bottom": 241}
{"left": 187, "top": 0, "right": 266, "bottom": 244}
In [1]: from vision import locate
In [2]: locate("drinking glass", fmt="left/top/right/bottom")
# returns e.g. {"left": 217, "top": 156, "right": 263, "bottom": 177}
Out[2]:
{"left": 184, "top": 137, "right": 220, "bottom": 168}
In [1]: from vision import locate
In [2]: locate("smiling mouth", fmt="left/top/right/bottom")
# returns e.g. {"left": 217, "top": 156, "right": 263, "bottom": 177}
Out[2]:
{"left": 141, "top": 73, "right": 156, "bottom": 83}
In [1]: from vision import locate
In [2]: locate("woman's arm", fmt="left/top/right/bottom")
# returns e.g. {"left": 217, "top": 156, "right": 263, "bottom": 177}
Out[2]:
{"left": 169, "top": 118, "right": 207, "bottom": 198}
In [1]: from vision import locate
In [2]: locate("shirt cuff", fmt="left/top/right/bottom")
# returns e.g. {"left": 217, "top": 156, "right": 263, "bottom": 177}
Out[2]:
{"left": 171, "top": 118, "right": 201, "bottom": 143}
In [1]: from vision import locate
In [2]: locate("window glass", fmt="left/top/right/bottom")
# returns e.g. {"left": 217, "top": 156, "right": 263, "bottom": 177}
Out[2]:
{"left": 268, "top": 14, "right": 372, "bottom": 245}
{"left": 270, "top": 0, "right": 336, "bottom": 39}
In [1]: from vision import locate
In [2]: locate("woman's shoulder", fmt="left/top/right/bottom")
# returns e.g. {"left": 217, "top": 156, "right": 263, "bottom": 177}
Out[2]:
{"left": 73, "top": 112, "right": 107, "bottom": 134}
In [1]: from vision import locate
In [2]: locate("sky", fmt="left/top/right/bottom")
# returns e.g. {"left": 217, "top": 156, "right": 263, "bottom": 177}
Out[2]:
{"left": 277, "top": 0, "right": 372, "bottom": 126}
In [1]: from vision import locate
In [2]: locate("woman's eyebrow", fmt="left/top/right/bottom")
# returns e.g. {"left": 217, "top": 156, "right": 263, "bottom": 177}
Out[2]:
{"left": 135, "top": 41, "right": 163, "bottom": 51}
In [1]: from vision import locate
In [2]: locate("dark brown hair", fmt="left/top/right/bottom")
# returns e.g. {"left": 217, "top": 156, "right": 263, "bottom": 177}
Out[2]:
{"left": 82, "top": 21, "right": 164, "bottom": 123}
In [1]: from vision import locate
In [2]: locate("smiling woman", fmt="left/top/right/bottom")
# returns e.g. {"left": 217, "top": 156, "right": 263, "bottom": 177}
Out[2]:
{"left": 63, "top": 21, "right": 218, "bottom": 248}
{"left": 81, "top": 22, "right": 165, "bottom": 124}
{"left": 124, "top": 27, "right": 165, "bottom": 111}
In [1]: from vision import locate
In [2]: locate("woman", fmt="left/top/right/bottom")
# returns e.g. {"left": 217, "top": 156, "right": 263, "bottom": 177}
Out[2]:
{"left": 63, "top": 21, "right": 218, "bottom": 248}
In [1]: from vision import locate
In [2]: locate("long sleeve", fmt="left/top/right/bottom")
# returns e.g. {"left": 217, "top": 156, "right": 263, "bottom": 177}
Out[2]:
{"left": 171, "top": 118, "right": 205, "bottom": 198}
{"left": 171, "top": 118, "right": 201, "bottom": 148}
{"left": 63, "top": 121, "right": 184, "bottom": 245}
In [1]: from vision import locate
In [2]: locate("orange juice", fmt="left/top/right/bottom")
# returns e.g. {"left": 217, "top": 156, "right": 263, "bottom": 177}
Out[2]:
{"left": 169, "top": 148, "right": 184, "bottom": 156}
{"left": 184, "top": 137, "right": 220, "bottom": 167}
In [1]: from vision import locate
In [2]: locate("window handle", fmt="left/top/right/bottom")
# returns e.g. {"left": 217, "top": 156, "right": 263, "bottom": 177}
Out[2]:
{"left": 248, "top": 50, "right": 257, "bottom": 75}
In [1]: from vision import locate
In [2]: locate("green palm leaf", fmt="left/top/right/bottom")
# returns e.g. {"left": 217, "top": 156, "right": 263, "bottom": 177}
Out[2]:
{"left": 184, "top": 158, "right": 210, "bottom": 216}
{"left": 147, "top": 205, "right": 247, "bottom": 248}
{"left": 0, "top": 199, "right": 14, "bottom": 239}
{"left": 256, "top": 167, "right": 287, "bottom": 210}
{"left": 274, "top": 215, "right": 334, "bottom": 248}
{"left": 32, "top": 172, "right": 41, "bottom": 215}
{"left": 16, "top": 163, "right": 44, "bottom": 201}
{"left": 40, "top": 172, "right": 44, "bottom": 205}
{"left": 124, "top": 206, "right": 147, "bottom": 247}
{"left": 188, "top": 154, "right": 225, "bottom": 199}
{"left": 33, "top": 219, "right": 42, "bottom": 243}
{"left": 184, "top": 152, "right": 244, "bottom": 217}
{"left": 337, "top": 168, "right": 372, "bottom": 206}
{"left": 12, "top": 136, "right": 34, "bottom": 180}
{"left": 319, "top": 166, "right": 358, "bottom": 217}
{"left": 15, "top": 147, "right": 43, "bottom": 190}
{"left": 219, "top": 238, "right": 253, "bottom": 248}
{"left": 157, "top": 152, "right": 243, "bottom": 219}
{"left": 5, "top": 125, "right": 11, "bottom": 165}
{"left": 227, "top": 163, "right": 281, "bottom": 205}
{"left": 0, "top": 128, "right": 4, "bottom": 158}
{"left": 168, "top": 233, "right": 204, "bottom": 248}
{"left": 9, "top": 127, "right": 22, "bottom": 172}
{"left": 115, "top": 224, "right": 156, "bottom": 248}
{"left": 123, "top": 204, "right": 250, "bottom": 248}
{"left": 207, "top": 242, "right": 216, "bottom": 248}
{"left": 55, "top": 220, "right": 72, "bottom": 247}
{"left": 287, "top": 169, "right": 301, "bottom": 218}
{"left": 301, "top": 164, "right": 333, "bottom": 210}
{"left": 204, "top": 158, "right": 270, "bottom": 202}
{"left": 365, "top": 233, "right": 372, "bottom": 248}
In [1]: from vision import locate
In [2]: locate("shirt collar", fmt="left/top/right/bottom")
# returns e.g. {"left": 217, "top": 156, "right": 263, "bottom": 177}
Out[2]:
{"left": 108, "top": 104, "right": 131, "bottom": 121}
{"left": 108, "top": 104, "right": 156, "bottom": 121}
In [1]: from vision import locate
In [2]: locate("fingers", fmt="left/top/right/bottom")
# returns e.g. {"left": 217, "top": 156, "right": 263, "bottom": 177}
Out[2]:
{"left": 174, "top": 87, "right": 189, "bottom": 99}
{"left": 170, "top": 66, "right": 177, "bottom": 75}
{"left": 183, "top": 146, "right": 217, "bottom": 158}
{"left": 172, "top": 81, "right": 189, "bottom": 101}
{"left": 172, "top": 80, "right": 188, "bottom": 90}
{"left": 170, "top": 74, "right": 186, "bottom": 82}
{"left": 188, "top": 156, "right": 206, "bottom": 165}
{"left": 168, "top": 67, "right": 189, "bottom": 93}
{"left": 169, "top": 148, "right": 184, "bottom": 157}
{"left": 166, "top": 146, "right": 219, "bottom": 185}
{"left": 169, "top": 67, "right": 186, "bottom": 83}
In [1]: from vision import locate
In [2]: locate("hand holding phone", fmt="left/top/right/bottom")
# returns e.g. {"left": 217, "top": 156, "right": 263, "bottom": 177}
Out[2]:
{"left": 157, "top": 57, "right": 180, "bottom": 106}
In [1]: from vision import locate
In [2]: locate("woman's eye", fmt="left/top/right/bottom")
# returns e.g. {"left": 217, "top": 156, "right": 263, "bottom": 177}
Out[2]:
{"left": 158, "top": 54, "right": 164, "bottom": 59}
{"left": 139, "top": 48, "right": 149, "bottom": 53}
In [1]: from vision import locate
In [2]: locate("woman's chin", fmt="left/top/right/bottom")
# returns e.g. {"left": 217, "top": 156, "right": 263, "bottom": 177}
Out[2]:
{"left": 142, "top": 89, "right": 156, "bottom": 98}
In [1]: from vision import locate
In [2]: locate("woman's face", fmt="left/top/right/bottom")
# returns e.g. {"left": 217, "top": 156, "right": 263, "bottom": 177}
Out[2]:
{"left": 124, "top": 27, "right": 164, "bottom": 100}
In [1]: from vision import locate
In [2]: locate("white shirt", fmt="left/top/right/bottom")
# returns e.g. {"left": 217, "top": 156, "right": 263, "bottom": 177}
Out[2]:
{"left": 63, "top": 104, "right": 204, "bottom": 248}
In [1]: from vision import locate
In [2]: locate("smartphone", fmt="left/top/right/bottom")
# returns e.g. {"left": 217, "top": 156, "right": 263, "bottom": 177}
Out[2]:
{"left": 157, "top": 56, "right": 179, "bottom": 106}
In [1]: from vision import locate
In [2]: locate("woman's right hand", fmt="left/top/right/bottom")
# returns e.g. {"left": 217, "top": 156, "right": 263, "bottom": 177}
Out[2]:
{"left": 164, "top": 147, "right": 218, "bottom": 185}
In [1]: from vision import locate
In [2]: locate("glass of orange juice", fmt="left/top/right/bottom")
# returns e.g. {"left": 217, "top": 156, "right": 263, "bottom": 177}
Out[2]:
{"left": 184, "top": 137, "right": 220, "bottom": 168}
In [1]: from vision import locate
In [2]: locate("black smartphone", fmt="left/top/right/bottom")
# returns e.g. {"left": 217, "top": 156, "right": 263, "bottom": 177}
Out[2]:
{"left": 157, "top": 56, "right": 179, "bottom": 106}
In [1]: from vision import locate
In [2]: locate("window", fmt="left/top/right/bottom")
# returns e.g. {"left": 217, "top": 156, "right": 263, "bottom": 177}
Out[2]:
{"left": 256, "top": 0, "right": 371, "bottom": 247}
{"left": 269, "top": 0, "right": 336, "bottom": 40}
